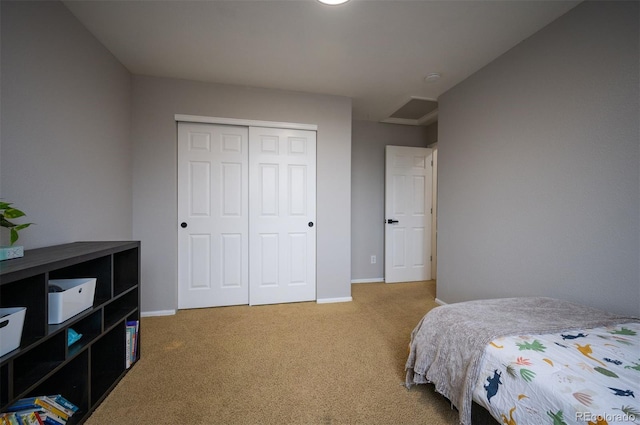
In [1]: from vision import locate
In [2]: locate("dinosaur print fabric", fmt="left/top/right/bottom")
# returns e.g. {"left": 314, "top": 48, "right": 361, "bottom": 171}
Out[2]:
{"left": 472, "top": 322, "right": 640, "bottom": 425}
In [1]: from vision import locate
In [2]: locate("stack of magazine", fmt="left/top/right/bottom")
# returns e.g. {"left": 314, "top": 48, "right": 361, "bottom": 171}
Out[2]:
{"left": 1, "top": 394, "right": 78, "bottom": 425}
{"left": 126, "top": 320, "right": 139, "bottom": 369}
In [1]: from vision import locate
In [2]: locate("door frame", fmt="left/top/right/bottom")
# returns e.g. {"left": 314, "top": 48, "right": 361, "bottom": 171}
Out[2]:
{"left": 430, "top": 145, "right": 437, "bottom": 280}
{"left": 175, "top": 114, "right": 317, "bottom": 131}
{"left": 174, "top": 115, "right": 318, "bottom": 309}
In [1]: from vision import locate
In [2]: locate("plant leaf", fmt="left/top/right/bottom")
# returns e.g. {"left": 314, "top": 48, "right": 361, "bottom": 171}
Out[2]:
{"left": 10, "top": 228, "right": 19, "bottom": 245}
{"left": 13, "top": 223, "right": 32, "bottom": 231}
{"left": 1, "top": 217, "right": 16, "bottom": 228}
{"left": 0, "top": 202, "right": 12, "bottom": 209}
{"left": 3, "top": 207, "right": 26, "bottom": 219}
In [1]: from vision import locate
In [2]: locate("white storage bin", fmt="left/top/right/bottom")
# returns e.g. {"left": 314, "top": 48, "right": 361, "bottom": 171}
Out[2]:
{"left": 0, "top": 307, "right": 26, "bottom": 357}
{"left": 48, "top": 278, "right": 96, "bottom": 324}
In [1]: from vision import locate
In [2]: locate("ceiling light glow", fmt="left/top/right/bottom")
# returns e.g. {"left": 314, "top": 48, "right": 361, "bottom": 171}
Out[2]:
{"left": 424, "top": 73, "right": 442, "bottom": 83}
{"left": 317, "top": 0, "right": 350, "bottom": 5}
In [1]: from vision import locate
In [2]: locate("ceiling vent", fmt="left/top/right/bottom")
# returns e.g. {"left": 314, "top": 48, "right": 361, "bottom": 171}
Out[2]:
{"left": 381, "top": 97, "right": 438, "bottom": 126}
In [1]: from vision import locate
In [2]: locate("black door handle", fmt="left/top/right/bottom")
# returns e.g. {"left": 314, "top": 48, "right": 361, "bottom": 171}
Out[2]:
{"left": 180, "top": 222, "right": 188, "bottom": 228}
{"left": 387, "top": 219, "right": 399, "bottom": 224}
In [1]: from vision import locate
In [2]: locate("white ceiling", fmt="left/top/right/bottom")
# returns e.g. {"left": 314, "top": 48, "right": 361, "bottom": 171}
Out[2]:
{"left": 63, "top": 0, "right": 580, "bottom": 124}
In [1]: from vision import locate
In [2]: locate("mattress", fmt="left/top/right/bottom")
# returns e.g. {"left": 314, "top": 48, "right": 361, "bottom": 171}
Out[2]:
{"left": 473, "top": 322, "right": 640, "bottom": 425}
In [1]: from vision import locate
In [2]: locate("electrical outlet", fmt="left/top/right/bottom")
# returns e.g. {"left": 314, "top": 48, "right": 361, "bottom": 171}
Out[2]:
{"left": 370, "top": 255, "right": 376, "bottom": 264}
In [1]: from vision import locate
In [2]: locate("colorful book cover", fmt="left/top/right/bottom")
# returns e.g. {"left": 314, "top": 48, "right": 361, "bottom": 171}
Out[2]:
{"left": 45, "top": 396, "right": 78, "bottom": 414}
{"left": 31, "top": 412, "right": 44, "bottom": 425}
{"left": 38, "top": 412, "right": 65, "bottom": 425}
{"left": 6, "top": 398, "right": 39, "bottom": 413}
{"left": 17, "top": 412, "right": 41, "bottom": 425}
{"left": 126, "top": 320, "right": 139, "bottom": 362}
{"left": 6, "top": 414, "right": 19, "bottom": 425}
{"left": 32, "top": 399, "right": 68, "bottom": 422}
{"left": 41, "top": 397, "right": 74, "bottom": 417}
{"left": 0, "top": 413, "right": 19, "bottom": 425}
{"left": 9, "top": 398, "right": 66, "bottom": 422}
{"left": 125, "top": 325, "right": 132, "bottom": 368}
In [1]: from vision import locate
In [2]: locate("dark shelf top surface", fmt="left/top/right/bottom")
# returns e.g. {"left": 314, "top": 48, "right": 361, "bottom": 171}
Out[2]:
{"left": 0, "top": 241, "right": 140, "bottom": 284}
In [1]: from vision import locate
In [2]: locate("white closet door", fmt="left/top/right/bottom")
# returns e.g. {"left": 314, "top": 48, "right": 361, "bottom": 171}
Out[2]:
{"left": 249, "top": 127, "right": 316, "bottom": 305}
{"left": 178, "top": 123, "right": 249, "bottom": 308}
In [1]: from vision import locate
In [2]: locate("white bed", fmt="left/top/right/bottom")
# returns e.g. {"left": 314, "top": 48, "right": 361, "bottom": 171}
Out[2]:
{"left": 405, "top": 297, "right": 640, "bottom": 425}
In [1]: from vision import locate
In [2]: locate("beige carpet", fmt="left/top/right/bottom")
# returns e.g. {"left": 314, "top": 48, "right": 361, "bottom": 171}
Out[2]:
{"left": 85, "top": 281, "right": 458, "bottom": 425}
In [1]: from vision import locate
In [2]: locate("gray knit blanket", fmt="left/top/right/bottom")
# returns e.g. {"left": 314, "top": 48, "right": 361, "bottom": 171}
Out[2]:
{"left": 405, "top": 297, "right": 639, "bottom": 425}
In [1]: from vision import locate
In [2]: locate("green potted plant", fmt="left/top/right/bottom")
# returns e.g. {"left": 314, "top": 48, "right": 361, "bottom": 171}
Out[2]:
{"left": 1, "top": 201, "right": 33, "bottom": 260}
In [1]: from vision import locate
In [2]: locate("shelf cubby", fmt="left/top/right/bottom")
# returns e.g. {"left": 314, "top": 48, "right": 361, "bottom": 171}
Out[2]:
{"left": 0, "top": 274, "right": 48, "bottom": 343}
{"left": 113, "top": 248, "right": 139, "bottom": 296}
{"left": 104, "top": 288, "right": 138, "bottom": 329}
{"left": 67, "top": 310, "right": 102, "bottom": 358}
{"left": 0, "top": 364, "right": 8, "bottom": 407}
{"left": 13, "top": 332, "right": 66, "bottom": 394}
{"left": 31, "top": 351, "right": 90, "bottom": 424}
{"left": 91, "top": 324, "right": 126, "bottom": 405}
{"left": 49, "top": 256, "right": 112, "bottom": 305}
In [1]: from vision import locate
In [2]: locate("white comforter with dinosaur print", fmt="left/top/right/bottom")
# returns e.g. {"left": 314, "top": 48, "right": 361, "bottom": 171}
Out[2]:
{"left": 405, "top": 297, "right": 638, "bottom": 425}
{"left": 473, "top": 322, "right": 640, "bottom": 425}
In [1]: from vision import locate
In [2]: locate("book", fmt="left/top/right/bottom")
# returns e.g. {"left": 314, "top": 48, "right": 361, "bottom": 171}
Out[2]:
{"left": 45, "top": 396, "right": 78, "bottom": 414}
{"left": 128, "top": 320, "right": 139, "bottom": 362}
{"left": 125, "top": 320, "right": 139, "bottom": 368}
{"left": 125, "top": 325, "right": 132, "bottom": 368}
{"left": 0, "top": 413, "right": 18, "bottom": 425}
{"left": 6, "top": 398, "right": 39, "bottom": 413}
{"left": 42, "top": 397, "right": 74, "bottom": 417}
{"left": 38, "top": 413, "right": 64, "bottom": 425}
{"left": 32, "top": 399, "right": 68, "bottom": 422}
{"left": 30, "top": 412, "right": 45, "bottom": 425}
{"left": 15, "top": 411, "right": 42, "bottom": 425}
{"left": 37, "top": 410, "right": 65, "bottom": 425}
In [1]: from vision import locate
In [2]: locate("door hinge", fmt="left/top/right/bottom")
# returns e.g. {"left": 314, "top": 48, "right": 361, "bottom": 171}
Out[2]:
{"left": 430, "top": 256, "right": 432, "bottom": 261}
{"left": 430, "top": 208, "right": 433, "bottom": 214}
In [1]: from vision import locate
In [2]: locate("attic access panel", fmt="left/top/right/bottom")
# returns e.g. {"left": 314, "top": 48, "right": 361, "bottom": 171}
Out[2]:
{"left": 382, "top": 97, "right": 438, "bottom": 126}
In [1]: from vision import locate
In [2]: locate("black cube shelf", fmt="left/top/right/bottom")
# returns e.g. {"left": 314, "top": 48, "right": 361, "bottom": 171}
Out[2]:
{"left": 0, "top": 241, "right": 140, "bottom": 424}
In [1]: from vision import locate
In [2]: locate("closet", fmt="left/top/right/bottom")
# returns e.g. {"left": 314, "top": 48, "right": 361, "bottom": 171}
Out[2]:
{"left": 177, "top": 120, "right": 316, "bottom": 308}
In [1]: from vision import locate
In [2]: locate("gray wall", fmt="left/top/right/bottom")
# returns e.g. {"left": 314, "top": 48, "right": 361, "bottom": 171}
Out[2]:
{"left": 351, "top": 120, "right": 430, "bottom": 281}
{"left": 0, "top": 1, "right": 132, "bottom": 248}
{"left": 437, "top": 1, "right": 639, "bottom": 315}
{"left": 131, "top": 76, "right": 352, "bottom": 313}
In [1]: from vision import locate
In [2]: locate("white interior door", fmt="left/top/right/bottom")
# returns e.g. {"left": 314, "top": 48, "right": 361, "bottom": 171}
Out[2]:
{"left": 178, "top": 123, "right": 249, "bottom": 308}
{"left": 384, "top": 146, "right": 433, "bottom": 283}
{"left": 249, "top": 127, "right": 316, "bottom": 305}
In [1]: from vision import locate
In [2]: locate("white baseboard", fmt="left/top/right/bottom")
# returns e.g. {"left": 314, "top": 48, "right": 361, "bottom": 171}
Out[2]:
{"left": 351, "top": 278, "right": 384, "bottom": 283}
{"left": 141, "top": 309, "right": 176, "bottom": 317}
{"left": 317, "top": 297, "right": 353, "bottom": 304}
{"left": 434, "top": 298, "right": 447, "bottom": 306}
